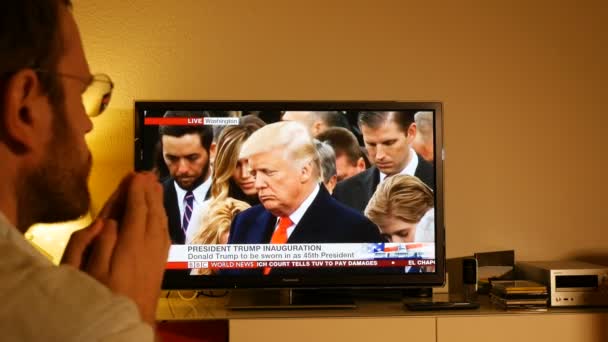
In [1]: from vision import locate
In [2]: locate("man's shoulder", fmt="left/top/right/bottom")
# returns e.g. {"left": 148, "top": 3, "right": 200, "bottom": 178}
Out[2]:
{"left": 228, "top": 204, "right": 271, "bottom": 244}
{"left": 343, "top": 167, "right": 376, "bottom": 185}
{"left": 0, "top": 238, "right": 50, "bottom": 273}
{"left": 325, "top": 196, "right": 373, "bottom": 225}
{"left": 313, "top": 188, "right": 373, "bottom": 226}
{"left": 414, "top": 155, "right": 435, "bottom": 188}
{"left": 162, "top": 178, "right": 175, "bottom": 195}
{"left": 301, "top": 189, "right": 381, "bottom": 242}
{"left": 232, "top": 204, "right": 268, "bottom": 224}
{"left": 162, "top": 177, "right": 174, "bottom": 189}
{"left": 415, "top": 155, "right": 434, "bottom": 173}
{"left": 334, "top": 167, "right": 377, "bottom": 194}
{"left": 0, "top": 242, "right": 152, "bottom": 340}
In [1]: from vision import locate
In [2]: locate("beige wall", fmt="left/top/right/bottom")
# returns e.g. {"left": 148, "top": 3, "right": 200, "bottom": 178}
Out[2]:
{"left": 76, "top": 0, "right": 608, "bottom": 261}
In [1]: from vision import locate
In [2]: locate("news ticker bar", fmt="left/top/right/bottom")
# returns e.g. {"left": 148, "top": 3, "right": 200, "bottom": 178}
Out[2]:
{"left": 168, "top": 242, "right": 435, "bottom": 263}
{"left": 144, "top": 117, "right": 239, "bottom": 126}
{"left": 166, "top": 259, "right": 437, "bottom": 270}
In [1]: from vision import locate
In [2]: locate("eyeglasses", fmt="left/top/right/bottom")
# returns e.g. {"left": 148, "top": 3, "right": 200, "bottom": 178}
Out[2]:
{"left": 82, "top": 73, "right": 113, "bottom": 117}
{"left": 33, "top": 70, "right": 114, "bottom": 117}
{"left": 2, "top": 69, "right": 114, "bottom": 117}
{"left": 57, "top": 72, "right": 114, "bottom": 117}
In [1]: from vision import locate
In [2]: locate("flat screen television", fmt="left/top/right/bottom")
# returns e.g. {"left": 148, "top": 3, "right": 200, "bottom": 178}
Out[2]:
{"left": 134, "top": 101, "right": 445, "bottom": 307}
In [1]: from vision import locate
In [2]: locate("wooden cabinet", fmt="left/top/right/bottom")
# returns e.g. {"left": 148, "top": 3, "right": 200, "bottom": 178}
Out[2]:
{"left": 230, "top": 317, "right": 436, "bottom": 342}
{"left": 437, "top": 313, "right": 608, "bottom": 342}
{"left": 228, "top": 314, "right": 608, "bottom": 342}
{"left": 157, "top": 294, "right": 608, "bottom": 342}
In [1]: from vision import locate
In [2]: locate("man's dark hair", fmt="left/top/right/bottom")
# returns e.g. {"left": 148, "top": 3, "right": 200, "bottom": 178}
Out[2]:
{"left": 316, "top": 111, "right": 351, "bottom": 130}
{"left": 357, "top": 111, "right": 417, "bottom": 135}
{"left": 316, "top": 127, "right": 363, "bottom": 166}
{"left": 158, "top": 111, "right": 213, "bottom": 152}
{"left": 0, "top": 0, "right": 72, "bottom": 114}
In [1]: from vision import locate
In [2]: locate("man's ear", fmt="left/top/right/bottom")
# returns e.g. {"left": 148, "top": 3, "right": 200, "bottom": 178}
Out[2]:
{"left": 1, "top": 69, "right": 45, "bottom": 152}
{"left": 299, "top": 160, "right": 314, "bottom": 183}
{"left": 325, "top": 175, "right": 337, "bottom": 194}
{"left": 356, "top": 157, "right": 366, "bottom": 172}
{"left": 406, "top": 122, "right": 417, "bottom": 145}
{"left": 311, "top": 120, "right": 324, "bottom": 137}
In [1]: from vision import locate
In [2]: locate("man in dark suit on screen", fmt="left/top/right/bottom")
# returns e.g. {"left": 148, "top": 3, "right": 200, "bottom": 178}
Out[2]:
{"left": 159, "top": 111, "right": 214, "bottom": 244}
{"left": 227, "top": 121, "right": 382, "bottom": 274}
{"left": 333, "top": 111, "right": 435, "bottom": 213}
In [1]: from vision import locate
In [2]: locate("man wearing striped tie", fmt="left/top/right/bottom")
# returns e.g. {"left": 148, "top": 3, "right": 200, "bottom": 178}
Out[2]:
{"left": 159, "top": 111, "right": 214, "bottom": 244}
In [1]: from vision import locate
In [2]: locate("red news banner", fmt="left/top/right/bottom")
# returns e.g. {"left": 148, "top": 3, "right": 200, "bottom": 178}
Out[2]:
{"left": 144, "top": 117, "right": 239, "bottom": 126}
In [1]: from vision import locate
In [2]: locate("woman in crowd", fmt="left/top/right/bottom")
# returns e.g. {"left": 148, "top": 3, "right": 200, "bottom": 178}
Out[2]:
{"left": 209, "top": 115, "right": 265, "bottom": 205}
{"left": 189, "top": 116, "right": 265, "bottom": 273}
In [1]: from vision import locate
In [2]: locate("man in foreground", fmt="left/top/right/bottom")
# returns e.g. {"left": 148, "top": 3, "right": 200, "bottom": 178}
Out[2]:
{"left": 0, "top": 1, "right": 169, "bottom": 340}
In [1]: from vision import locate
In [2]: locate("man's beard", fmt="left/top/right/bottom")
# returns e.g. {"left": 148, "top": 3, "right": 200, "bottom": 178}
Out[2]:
{"left": 17, "top": 104, "right": 92, "bottom": 229}
{"left": 177, "top": 161, "right": 210, "bottom": 191}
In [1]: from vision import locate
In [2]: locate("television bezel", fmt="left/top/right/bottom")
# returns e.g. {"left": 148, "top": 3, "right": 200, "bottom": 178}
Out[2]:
{"left": 134, "top": 100, "right": 445, "bottom": 290}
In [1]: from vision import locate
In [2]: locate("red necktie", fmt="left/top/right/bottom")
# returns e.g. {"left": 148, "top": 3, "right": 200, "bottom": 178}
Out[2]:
{"left": 270, "top": 216, "right": 293, "bottom": 244}
{"left": 264, "top": 216, "right": 293, "bottom": 275}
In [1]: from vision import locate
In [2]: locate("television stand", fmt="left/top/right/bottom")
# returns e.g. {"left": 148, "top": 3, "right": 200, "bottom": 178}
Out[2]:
{"left": 402, "top": 287, "right": 433, "bottom": 298}
{"left": 226, "top": 289, "right": 356, "bottom": 310}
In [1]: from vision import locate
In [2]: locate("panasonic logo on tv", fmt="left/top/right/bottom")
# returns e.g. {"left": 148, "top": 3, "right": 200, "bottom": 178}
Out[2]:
{"left": 281, "top": 278, "right": 300, "bottom": 283}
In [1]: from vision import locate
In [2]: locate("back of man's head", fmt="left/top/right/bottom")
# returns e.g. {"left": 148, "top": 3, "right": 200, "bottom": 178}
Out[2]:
{"left": 316, "top": 127, "right": 362, "bottom": 166}
{"left": 158, "top": 111, "right": 213, "bottom": 152}
{"left": 1, "top": 0, "right": 72, "bottom": 118}
{"left": 412, "top": 111, "right": 434, "bottom": 162}
{"left": 414, "top": 111, "right": 433, "bottom": 141}
{"left": 313, "top": 139, "right": 337, "bottom": 184}
{"left": 315, "top": 111, "right": 350, "bottom": 130}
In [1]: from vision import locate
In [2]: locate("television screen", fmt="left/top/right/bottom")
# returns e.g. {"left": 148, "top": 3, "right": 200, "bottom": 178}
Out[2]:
{"left": 134, "top": 101, "right": 444, "bottom": 290}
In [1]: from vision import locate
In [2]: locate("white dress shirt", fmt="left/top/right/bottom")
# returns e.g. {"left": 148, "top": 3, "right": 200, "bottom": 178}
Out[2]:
{"left": 174, "top": 176, "right": 212, "bottom": 244}
{"left": 415, "top": 208, "right": 435, "bottom": 243}
{"left": 0, "top": 212, "right": 153, "bottom": 341}
{"left": 273, "top": 184, "right": 320, "bottom": 239}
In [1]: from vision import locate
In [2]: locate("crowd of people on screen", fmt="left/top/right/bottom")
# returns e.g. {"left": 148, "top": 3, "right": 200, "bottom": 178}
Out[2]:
{"left": 154, "top": 110, "right": 436, "bottom": 275}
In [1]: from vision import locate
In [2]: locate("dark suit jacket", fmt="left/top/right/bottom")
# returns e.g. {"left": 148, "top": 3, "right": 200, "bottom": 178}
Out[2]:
{"left": 163, "top": 178, "right": 211, "bottom": 244}
{"left": 226, "top": 185, "right": 383, "bottom": 275}
{"left": 332, "top": 154, "right": 434, "bottom": 213}
{"left": 229, "top": 185, "right": 382, "bottom": 244}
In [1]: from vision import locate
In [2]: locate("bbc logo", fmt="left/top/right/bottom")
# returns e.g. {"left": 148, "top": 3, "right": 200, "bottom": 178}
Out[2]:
{"left": 187, "top": 261, "right": 209, "bottom": 268}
